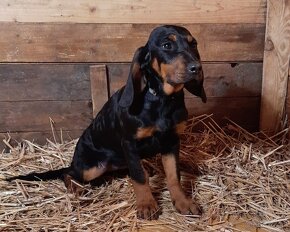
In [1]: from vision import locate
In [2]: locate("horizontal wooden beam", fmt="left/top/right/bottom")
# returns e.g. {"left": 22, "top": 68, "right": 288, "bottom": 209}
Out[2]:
{"left": 0, "top": 97, "right": 259, "bottom": 135}
{"left": 0, "top": 101, "right": 92, "bottom": 132}
{"left": 185, "top": 97, "right": 260, "bottom": 131}
{"left": 0, "top": 23, "right": 265, "bottom": 62}
{"left": 107, "top": 63, "right": 263, "bottom": 98}
{"left": 0, "top": 0, "right": 266, "bottom": 24}
{"left": 0, "top": 62, "right": 262, "bottom": 101}
{"left": 0, "top": 64, "right": 90, "bottom": 101}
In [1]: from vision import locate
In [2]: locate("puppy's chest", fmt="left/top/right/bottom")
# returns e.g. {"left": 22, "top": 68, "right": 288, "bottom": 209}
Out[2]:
{"left": 135, "top": 120, "right": 186, "bottom": 140}
{"left": 135, "top": 109, "right": 187, "bottom": 140}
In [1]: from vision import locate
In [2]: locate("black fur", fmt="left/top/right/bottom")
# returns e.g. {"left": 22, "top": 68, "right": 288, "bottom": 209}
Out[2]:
{"left": 7, "top": 25, "right": 206, "bottom": 187}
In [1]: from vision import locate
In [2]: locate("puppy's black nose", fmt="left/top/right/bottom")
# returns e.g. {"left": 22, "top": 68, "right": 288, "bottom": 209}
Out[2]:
{"left": 188, "top": 62, "right": 201, "bottom": 74}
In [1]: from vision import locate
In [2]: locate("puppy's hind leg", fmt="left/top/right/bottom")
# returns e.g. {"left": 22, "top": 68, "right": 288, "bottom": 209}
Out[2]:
{"left": 64, "top": 164, "right": 108, "bottom": 194}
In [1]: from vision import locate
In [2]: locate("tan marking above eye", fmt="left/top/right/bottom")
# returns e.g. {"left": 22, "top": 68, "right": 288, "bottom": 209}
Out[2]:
{"left": 187, "top": 35, "right": 193, "bottom": 43}
{"left": 168, "top": 34, "right": 177, "bottom": 41}
{"left": 135, "top": 126, "right": 157, "bottom": 139}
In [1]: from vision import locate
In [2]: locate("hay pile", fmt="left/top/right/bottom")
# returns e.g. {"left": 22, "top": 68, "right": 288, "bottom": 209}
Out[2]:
{"left": 0, "top": 115, "right": 289, "bottom": 232}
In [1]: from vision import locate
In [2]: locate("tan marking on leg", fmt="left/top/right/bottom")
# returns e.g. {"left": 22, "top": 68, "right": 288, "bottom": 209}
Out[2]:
{"left": 135, "top": 126, "right": 157, "bottom": 139}
{"left": 162, "top": 154, "right": 201, "bottom": 215}
{"left": 176, "top": 121, "right": 187, "bottom": 134}
{"left": 131, "top": 167, "right": 159, "bottom": 220}
{"left": 83, "top": 166, "right": 107, "bottom": 182}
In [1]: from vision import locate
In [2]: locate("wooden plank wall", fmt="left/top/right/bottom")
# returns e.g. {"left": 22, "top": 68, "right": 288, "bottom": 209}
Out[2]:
{"left": 0, "top": 0, "right": 267, "bottom": 149}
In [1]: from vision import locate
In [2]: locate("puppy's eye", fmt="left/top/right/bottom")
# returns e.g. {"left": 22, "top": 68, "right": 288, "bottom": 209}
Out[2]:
{"left": 162, "top": 42, "right": 172, "bottom": 50}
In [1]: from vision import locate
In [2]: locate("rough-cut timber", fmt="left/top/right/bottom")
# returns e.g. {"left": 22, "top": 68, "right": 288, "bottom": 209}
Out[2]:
{"left": 0, "top": 101, "right": 92, "bottom": 132}
{"left": 260, "top": 0, "right": 290, "bottom": 133}
{"left": 0, "top": 0, "right": 266, "bottom": 24}
{"left": 0, "top": 64, "right": 90, "bottom": 101}
{"left": 90, "top": 65, "right": 108, "bottom": 118}
{"left": 0, "top": 23, "right": 265, "bottom": 62}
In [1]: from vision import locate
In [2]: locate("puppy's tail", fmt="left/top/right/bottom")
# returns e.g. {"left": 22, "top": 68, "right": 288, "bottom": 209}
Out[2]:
{"left": 6, "top": 167, "right": 71, "bottom": 182}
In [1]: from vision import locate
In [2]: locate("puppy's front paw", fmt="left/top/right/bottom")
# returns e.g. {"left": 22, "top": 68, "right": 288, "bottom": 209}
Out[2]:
{"left": 136, "top": 198, "right": 160, "bottom": 220}
{"left": 174, "top": 197, "right": 201, "bottom": 215}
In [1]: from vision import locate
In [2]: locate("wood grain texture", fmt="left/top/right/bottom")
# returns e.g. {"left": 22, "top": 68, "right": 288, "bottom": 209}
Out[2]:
{"left": 90, "top": 65, "right": 108, "bottom": 118}
{"left": 287, "top": 61, "right": 290, "bottom": 138}
{"left": 185, "top": 97, "right": 260, "bottom": 131}
{"left": 0, "top": 101, "right": 92, "bottom": 132}
{"left": 0, "top": 23, "right": 265, "bottom": 62}
{"left": 0, "top": 0, "right": 266, "bottom": 24}
{"left": 260, "top": 0, "right": 290, "bottom": 133}
{"left": 0, "top": 64, "right": 90, "bottom": 101}
{"left": 108, "top": 63, "right": 263, "bottom": 97}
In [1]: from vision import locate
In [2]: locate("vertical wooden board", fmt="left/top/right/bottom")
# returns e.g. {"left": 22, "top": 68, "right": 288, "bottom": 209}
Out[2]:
{"left": 108, "top": 64, "right": 129, "bottom": 96}
{"left": 287, "top": 61, "right": 290, "bottom": 137}
{"left": 0, "top": 64, "right": 90, "bottom": 101}
{"left": 260, "top": 0, "right": 290, "bottom": 133}
{"left": 90, "top": 65, "right": 109, "bottom": 117}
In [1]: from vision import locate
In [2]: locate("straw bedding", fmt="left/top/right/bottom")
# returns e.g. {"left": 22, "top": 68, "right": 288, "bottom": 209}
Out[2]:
{"left": 0, "top": 115, "right": 289, "bottom": 231}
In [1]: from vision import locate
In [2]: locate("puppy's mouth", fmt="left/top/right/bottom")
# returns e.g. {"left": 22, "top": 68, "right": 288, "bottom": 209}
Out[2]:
{"left": 167, "top": 71, "right": 202, "bottom": 85}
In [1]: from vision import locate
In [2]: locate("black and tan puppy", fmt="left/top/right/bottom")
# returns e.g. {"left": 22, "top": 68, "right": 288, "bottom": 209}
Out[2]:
{"left": 7, "top": 25, "right": 206, "bottom": 220}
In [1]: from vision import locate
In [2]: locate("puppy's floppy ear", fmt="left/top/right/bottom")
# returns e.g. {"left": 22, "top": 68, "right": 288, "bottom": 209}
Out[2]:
{"left": 185, "top": 70, "right": 207, "bottom": 103}
{"left": 119, "top": 46, "right": 149, "bottom": 108}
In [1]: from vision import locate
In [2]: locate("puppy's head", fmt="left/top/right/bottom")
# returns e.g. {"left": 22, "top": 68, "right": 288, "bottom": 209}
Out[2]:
{"left": 119, "top": 25, "right": 206, "bottom": 109}
{"left": 147, "top": 25, "right": 206, "bottom": 101}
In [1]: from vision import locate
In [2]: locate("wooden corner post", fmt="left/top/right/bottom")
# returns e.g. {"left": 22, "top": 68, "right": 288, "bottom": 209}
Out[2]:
{"left": 260, "top": 0, "right": 290, "bottom": 134}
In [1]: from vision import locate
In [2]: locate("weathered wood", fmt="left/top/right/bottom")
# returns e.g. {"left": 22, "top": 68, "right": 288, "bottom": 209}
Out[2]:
{"left": 0, "top": 64, "right": 90, "bottom": 101}
{"left": 0, "top": 130, "right": 83, "bottom": 151}
{"left": 0, "top": 23, "right": 265, "bottom": 62}
{"left": 260, "top": 0, "right": 290, "bottom": 133}
{"left": 90, "top": 65, "right": 108, "bottom": 118}
{"left": 107, "top": 63, "right": 263, "bottom": 97}
{"left": 185, "top": 97, "right": 260, "bottom": 131}
{"left": 0, "top": 0, "right": 266, "bottom": 24}
{"left": 287, "top": 62, "right": 290, "bottom": 137}
{"left": 0, "top": 101, "right": 92, "bottom": 132}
